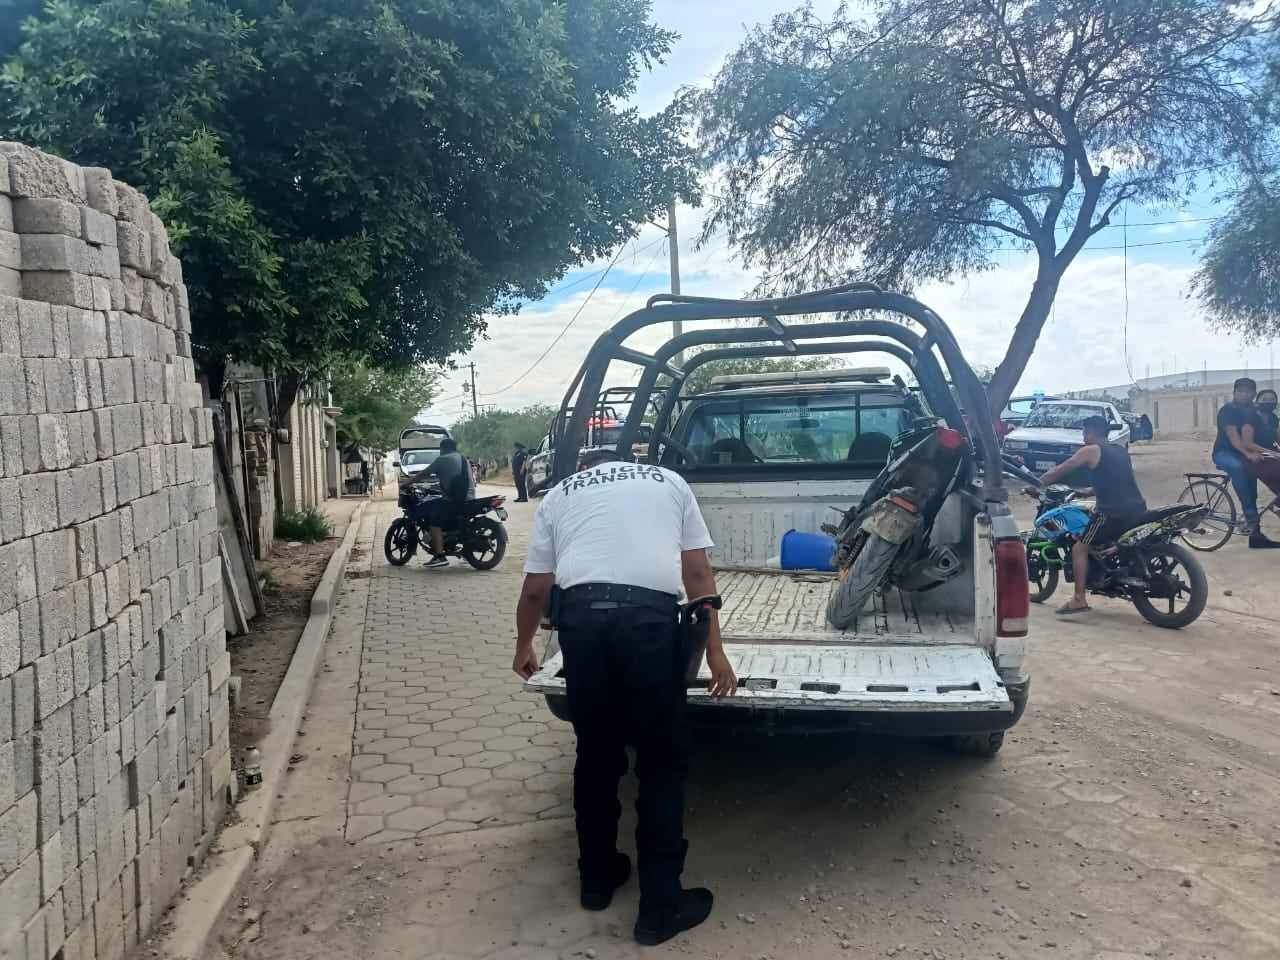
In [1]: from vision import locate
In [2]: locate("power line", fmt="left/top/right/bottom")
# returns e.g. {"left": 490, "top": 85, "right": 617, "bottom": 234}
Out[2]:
{"left": 1122, "top": 202, "right": 1135, "bottom": 383}
{"left": 482, "top": 241, "right": 631, "bottom": 398}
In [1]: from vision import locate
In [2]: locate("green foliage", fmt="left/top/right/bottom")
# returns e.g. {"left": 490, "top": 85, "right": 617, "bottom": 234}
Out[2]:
{"left": 695, "top": 0, "right": 1270, "bottom": 409}
{"left": 681, "top": 354, "right": 844, "bottom": 397}
{"left": 329, "top": 362, "right": 440, "bottom": 454}
{"left": 274, "top": 507, "right": 333, "bottom": 543}
{"left": 451, "top": 405, "right": 558, "bottom": 463}
{"left": 0, "top": 0, "right": 698, "bottom": 385}
{"left": 1193, "top": 37, "right": 1280, "bottom": 339}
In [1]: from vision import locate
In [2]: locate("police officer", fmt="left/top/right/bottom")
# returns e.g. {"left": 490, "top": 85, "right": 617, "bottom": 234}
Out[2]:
{"left": 513, "top": 448, "right": 737, "bottom": 946}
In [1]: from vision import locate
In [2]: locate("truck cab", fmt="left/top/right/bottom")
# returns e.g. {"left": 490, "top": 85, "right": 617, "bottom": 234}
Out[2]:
{"left": 524, "top": 285, "right": 1030, "bottom": 755}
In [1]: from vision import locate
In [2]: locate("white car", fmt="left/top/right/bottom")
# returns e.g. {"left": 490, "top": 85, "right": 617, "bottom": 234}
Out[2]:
{"left": 395, "top": 448, "right": 439, "bottom": 487}
{"left": 1002, "top": 400, "right": 1130, "bottom": 473}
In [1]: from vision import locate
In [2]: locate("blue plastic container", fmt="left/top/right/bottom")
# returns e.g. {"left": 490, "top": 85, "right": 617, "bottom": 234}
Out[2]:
{"left": 780, "top": 529, "right": 837, "bottom": 572}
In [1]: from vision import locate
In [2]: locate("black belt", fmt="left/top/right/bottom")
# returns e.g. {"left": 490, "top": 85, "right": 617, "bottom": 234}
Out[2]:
{"left": 560, "top": 582, "right": 678, "bottom": 616}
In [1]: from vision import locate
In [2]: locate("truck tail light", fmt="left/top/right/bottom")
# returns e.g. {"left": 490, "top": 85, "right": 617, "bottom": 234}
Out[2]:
{"left": 936, "top": 426, "right": 967, "bottom": 450}
{"left": 994, "top": 538, "right": 1029, "bottom": 637}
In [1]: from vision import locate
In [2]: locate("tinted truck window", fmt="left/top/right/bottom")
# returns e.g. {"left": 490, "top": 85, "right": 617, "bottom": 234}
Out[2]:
{"left": 670, "top": 390, "right": 912, "bottom": 467}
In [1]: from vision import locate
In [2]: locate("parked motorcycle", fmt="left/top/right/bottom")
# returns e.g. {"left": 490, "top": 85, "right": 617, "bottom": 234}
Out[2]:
{"left": 1010, "top": 462, "right": 1210, "bottom": 629}
{"left": 824, "top": 423, "right": 970, "bottom": 628}
{"left": 383, "top": 482, "right": 509, "bottom": 570}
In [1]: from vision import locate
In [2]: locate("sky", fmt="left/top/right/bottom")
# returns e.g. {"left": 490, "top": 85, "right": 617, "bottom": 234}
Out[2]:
{"left": 418, "top": 0, "right": 1256, "bottom": 426}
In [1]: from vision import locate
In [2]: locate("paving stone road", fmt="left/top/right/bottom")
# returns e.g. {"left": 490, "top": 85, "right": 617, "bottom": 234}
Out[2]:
{"left": 204, "top": 472, "right": 1280, "bottom": 960}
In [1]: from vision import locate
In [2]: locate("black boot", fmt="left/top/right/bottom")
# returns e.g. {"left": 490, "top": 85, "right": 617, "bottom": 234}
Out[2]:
{"left": 1249, "top": 530, "right": 1280, "bottom": 548}
{"left": 580, "top": 851, "right": 631, "bottom": 911}
{"left": 634, "top": 888, "right": 714, "bottom": 946}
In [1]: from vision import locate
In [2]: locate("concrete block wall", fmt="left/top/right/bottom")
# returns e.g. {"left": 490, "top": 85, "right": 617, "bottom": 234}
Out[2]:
{"left": 0, "top": 143, "right": 229, "bottom": 960}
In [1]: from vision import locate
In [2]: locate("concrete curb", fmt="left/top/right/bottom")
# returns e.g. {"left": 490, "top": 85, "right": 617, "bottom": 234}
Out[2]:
{"left": 159, "top": 500, "right": 369, "bottom": 960}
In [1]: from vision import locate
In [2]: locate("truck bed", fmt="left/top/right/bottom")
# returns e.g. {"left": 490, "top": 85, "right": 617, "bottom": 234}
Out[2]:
{"left": 717, "top": 569, "right": 974, "bottom": 645}
{"left": 526, "top": 568, "right": 1008, "bottom": 716}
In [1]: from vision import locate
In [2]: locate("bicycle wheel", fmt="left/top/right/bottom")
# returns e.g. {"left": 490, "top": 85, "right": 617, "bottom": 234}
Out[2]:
{"left": 1177, "top": 479, "right": 1235, "bottom": 551}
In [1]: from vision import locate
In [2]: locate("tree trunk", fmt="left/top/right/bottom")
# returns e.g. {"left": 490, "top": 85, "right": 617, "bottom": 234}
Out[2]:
{"left": 985, "top": 263, "right": 1064, "bottom": 418}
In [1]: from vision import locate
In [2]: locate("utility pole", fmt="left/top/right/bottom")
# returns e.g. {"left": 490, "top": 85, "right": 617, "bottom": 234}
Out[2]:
{"left": 468, "top": 362, "right": 479, "bottom": 418}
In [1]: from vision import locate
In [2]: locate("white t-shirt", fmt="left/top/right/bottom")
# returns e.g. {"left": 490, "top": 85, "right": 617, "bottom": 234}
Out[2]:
{"left": 524, "top": 463, "right": 714, "bottom": 595}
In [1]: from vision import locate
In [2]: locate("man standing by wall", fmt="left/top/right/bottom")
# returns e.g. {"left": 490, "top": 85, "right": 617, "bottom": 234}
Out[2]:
{"left": 512, "top": 442, "right": 530, "bottom": 502}
{"left": 512, "top": 450, "right": 737, "bottom": 946}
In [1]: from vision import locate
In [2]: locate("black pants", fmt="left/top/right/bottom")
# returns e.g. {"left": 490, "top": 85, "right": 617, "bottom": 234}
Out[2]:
{"left": 558, "top": 608, "right": 689, "bottom": 915}
{"left": 514, "top": 469, "right": 528, "bottom": 501}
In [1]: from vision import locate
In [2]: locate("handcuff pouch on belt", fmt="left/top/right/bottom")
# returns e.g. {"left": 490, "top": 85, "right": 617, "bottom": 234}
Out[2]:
{"left": 679, "top": 594, "right": 723, "bottom": 685}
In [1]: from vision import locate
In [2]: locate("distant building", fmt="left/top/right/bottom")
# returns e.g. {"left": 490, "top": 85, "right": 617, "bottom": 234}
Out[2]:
{"left": 1068, "top": 369, "right": 1280, "bottom": 436}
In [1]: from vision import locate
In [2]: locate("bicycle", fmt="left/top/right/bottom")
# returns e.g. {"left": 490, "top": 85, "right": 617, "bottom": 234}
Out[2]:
{"left": 1176, "top": 471, "right": 1280, "bottom": 551}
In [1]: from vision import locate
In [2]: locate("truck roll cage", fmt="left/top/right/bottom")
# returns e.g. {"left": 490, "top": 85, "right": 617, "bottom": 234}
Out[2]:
{"left": 550, "top": 282, "right": 1003, "bottom": 500}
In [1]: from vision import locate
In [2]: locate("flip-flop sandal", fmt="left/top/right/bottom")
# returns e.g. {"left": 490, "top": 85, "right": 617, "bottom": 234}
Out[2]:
{"left": 1055, "top": 603, "right": 1090, "bottom": 616}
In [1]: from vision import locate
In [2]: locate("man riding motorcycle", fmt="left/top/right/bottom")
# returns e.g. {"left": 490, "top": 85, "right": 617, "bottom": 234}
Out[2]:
{"left": 1037, "top": 415, "right": 1146, "bottom": 617}
{"left": 422, "top": 437, "right": 475, "bottom": 567}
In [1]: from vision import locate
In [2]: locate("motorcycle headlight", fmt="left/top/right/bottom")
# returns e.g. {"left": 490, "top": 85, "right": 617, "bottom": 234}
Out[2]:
{"left": 1005, "top": 440, "right": 1027, "bottom": 451}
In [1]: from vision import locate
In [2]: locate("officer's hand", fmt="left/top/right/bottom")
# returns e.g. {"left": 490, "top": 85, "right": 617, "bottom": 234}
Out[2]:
{"left": 513, "top": 644, "right": 539, "bottom": 680}
{"left": 706, "top": 649, "right": 737, "bottom": 698}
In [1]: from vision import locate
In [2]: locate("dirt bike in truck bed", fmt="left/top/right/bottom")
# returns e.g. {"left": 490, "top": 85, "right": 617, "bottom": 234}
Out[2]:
{"left": 523, "top": 283, "right": 1030, "bottom": 757}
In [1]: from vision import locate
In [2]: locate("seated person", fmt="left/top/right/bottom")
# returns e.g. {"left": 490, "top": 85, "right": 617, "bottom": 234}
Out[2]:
{"left": 1213, "top": 377, "right": 1279, "bottom": 548}
{"left": 422, "top": 438, "right": 475, "bottom": 567}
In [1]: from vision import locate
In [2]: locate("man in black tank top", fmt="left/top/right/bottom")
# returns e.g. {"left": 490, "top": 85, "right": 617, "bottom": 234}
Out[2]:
{"left": 1038, "top": 416, "right": 1147, "bottom": 616}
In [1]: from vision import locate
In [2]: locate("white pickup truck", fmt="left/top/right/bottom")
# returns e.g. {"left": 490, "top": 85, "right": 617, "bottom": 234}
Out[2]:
{"left": 525, "top": 286, "right": 1031, "bottom": 755}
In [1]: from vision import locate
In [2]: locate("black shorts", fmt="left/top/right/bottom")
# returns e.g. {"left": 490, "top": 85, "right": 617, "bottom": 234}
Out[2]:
{"left": 1081, "top": 513, "right": 1142, "bottom": 546}
{"left": 423, "top": 498, "right": 460, "bottom": 528}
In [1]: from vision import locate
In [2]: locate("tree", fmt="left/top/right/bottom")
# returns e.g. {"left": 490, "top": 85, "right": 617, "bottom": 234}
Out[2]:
{"left": 1193, "top": 37, "right": 1280, "bottom": 339}
{"left": 450, "top": 405, "right": 558, "bottom": 464}
{"left": 681, "top": 353, "right": 844, "bottom": 397}
{"left": 1, "top": 0, "right": 697, "bottom": 398}
{"left": 695, "top": 0, "right": 1271, "bottom": 414}
{"left": 329, "top": 362, "right": 441, "bottom": 454}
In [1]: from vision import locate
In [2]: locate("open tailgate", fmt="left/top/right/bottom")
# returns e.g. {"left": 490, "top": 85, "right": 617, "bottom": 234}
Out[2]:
{"left": 525, "top": 642, "right": 1010, "bottom": 712}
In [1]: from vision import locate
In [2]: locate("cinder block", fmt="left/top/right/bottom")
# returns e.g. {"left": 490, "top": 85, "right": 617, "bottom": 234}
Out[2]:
{"left": 38, "top": 831, "right": 62, "bottom": 900}
{"left": 0, "top": 294, "right": 19, "bottom": 353}
{"left": 73, "top": 524, "right": 96, "bottom": 579}
{"left": 79, "top": 207, "right": 116, "bottom": 248}
{"left": 0, "top": 230, "right": 17, "bottom": 271}
{"left": 33, "top": 530, "right": 76, "bottom": 595}
{"left": 89, "top": 276, "right": 110, "bottom": 313}
{"left": 98, "top": 462, "right": 116, "bottom": 514}
{"left": 0, "top": 265, "right": 18, "bottom": 298}
{"left": 109, "top": 406, "right": 141, "bottom": 454}
{"left": 18, "top": 416, "right": 40, "bottom": 474}
{"left": 13, "top": 666, "right": 33, "bottom": 736}
{"left": 11, "top": 198, "right": 81, "bottom": 237}
{"left": 0, "top": 478, "right": 21, "bottom": 543}
{"left": 16, "top": 299, "right": 53, "bottom": 357}
{"left": 19, "top": 236, "right": 88, "bottom": 274}
{"left": 49, "top": 306, "right": 70, "bottom": 358}
{"left": 0, "top": 537, "right": 36, "bottom": 614}
{"left": 0, "top": 675, "right": 9, "bottom": 742}
{"left": 40, "top": 361, "right": 75, "bottom": 416}
{"left": 82, "top": 168, "right": 118, "bottom": 218}
{"left": 113, "top": 182, "right": 149, "bottom": 226}
{"left": 88, "top": 575, "right": 106, "bottom": 630}
{"left": 84, "top": 244, "right": 119, "bottom": 281}
{"left": 56, "top": 759, "right": 76, "bottom": 823}
{"left": 0, "top": 196, "right": 11, "bottom": 232}
{"left": 89, "top": 410, "right": 112, "bottom": 461}
{"left": 72, "top": 580, "right": 90, "bottom": 639}
{"left": 0, "top": 740, "right": 13, "bottom": 814}
{"left": 114, "top": 223, "right": 149, "bottom": 273}
{"left": 19, "top": 475, "right": 56, "bottom": 538}
{"left": 0, "top": 791, "right": 38, "bottom": 878}
{"left": 22, "top": 362, "right": 44, "bottom": 415}
{"left": 35, "top": 414, "right": 71, "bottom": 471}
{"left": 100, "top": 360, "right": 133, "bottom": 407}
{"left": 13, "top": 736, "right": 33, "bottom": 798}
{"left": 46, "top": 889, "right": 65, "bottom": 958}
{"left": 0, "top": 417, "right": 24, "bottom": 478}
{"left": 0, "top": 358, "right": 27, "bottom": 417}
{"left": 37, "top": 589, "right": 73, "bottom": 655}
{"left": 4, "top": 145, "right": 83, "bottom": 202}
{"left": 82, "top": 359, "right": 103, "bottom": 411}
{"left": 24, "top": 907, "right": 46, "bottom": 960}
{"left": 17, "top": 599, "right": 39, "bottom": 668}
{"left": 0, "top": 608, "right": 16, "bottom": 675}
{"left": 66, "top": 310, "right": 107, "bottom": 359}
{"left": 20, "top": 272, "right": 94, "bottom": 310}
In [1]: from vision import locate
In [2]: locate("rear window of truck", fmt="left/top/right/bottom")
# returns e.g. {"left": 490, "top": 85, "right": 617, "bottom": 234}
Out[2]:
{"left": 665, "top": 390, "right": 913, "bottom": 468}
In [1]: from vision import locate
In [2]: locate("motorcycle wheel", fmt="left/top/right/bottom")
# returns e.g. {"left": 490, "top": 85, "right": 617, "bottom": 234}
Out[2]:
{"left": 383, "top": 518, "right": 418, "bottom": 566}
{"left": 1130, "top": 541, "right": 1207, "bottom": 629}
{"left": 825, "top": 531, "right": 901, "bottom": 630}
{"left": 462, "top": 517, "right": 508, "bottom": 570}
{"left": 1028, "top": 562, "right": 1059, "bottom": 604}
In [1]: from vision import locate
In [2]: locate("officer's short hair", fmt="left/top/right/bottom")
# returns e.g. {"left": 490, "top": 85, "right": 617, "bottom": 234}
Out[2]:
{"left": 579, "top": 447, "right": 619, "bottom": 469}
{"left": 1235, "top": 377, "right": 1257, "bottom": 393}
{"left": 440, "top": 438, "right": 457, "bottom": 454}
{"left": 1081, "top": 415, "right": 1109, "bottom": 437}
